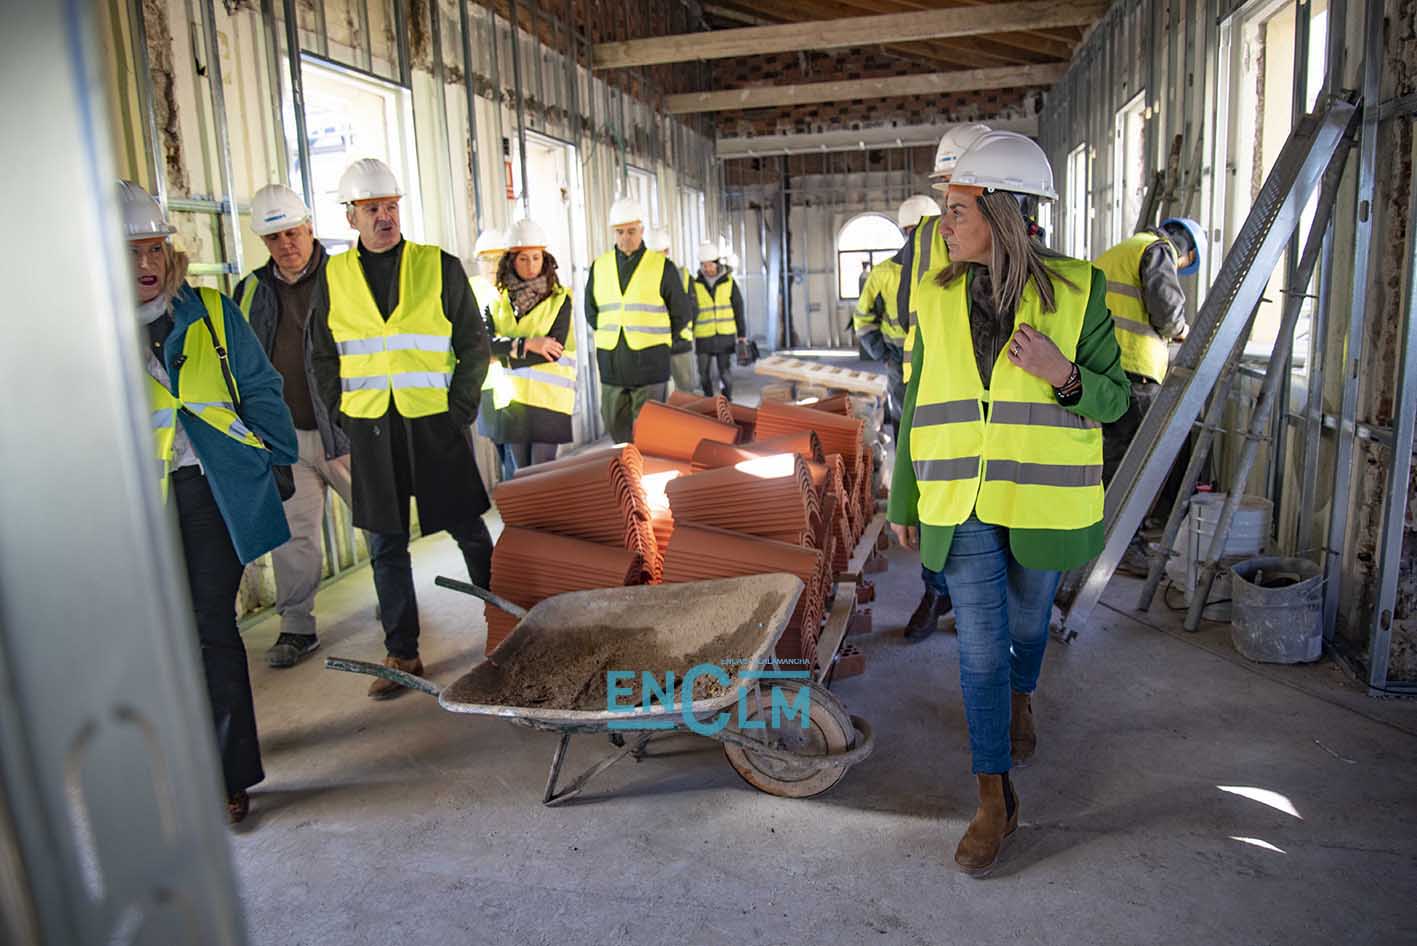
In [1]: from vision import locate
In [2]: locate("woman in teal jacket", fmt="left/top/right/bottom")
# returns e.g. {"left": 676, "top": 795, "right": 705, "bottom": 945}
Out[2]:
{"left": 124, "top": 181, "right": 298, "bottom": 825}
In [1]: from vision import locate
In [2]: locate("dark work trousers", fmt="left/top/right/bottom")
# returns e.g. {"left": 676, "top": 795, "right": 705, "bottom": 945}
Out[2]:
{"left": 1102, "top": 377, "right": 1159, "bottom": 487}
{"left": 172, "top": 468, "right": 264, "bottom": 796}
{"left": 697, "top": 350, "right": 734, "bottom": 399}
{"left": 883, "top": 340, "right": 906, "bottom": 444}
{"left": 506, "top": 441, "right": 559, "bottom": 471}
{"left": 367, "top": 414, "right": 493, "bottom": 660}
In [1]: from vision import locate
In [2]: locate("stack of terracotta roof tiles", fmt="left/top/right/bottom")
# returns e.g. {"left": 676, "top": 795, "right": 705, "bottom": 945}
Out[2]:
{"left": 484, "top": 527, "right": 645, "bottom": 651}
{"left": 755, "top": 400, "right": 871, "bottom": 550}
{"left": 664, "top": 453, "right": 821, "bottom": 548}
{"left": 662, "top": 524, "right": 829, "bottom": 664}
{"left": 667, "top": 390, "right": 757, "bottom": 441}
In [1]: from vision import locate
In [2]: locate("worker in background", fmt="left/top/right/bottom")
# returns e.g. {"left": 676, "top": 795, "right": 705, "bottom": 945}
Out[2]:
{"left": 309, "top": 158, "right": 493, "bottom": 700}
{"left": 1094, "top": 216, "right": 1206, "bottom": 484}
{"left": 584, "top": 198, "right": 693, "bottom": 442}
{"left": 896, "top": 125, "right": 991, "bottom": 645}
{"left": 855, "top": 194, "right": 939, "bottom": 443}
{"left": 889, "top": 133, "right": 1129, "bottom": 877}
{"left": 123, "top": 181, "right": 298, "bottom": 825}
{"left": 1094, "top": 215, "right": 1206, "bottom": 573}
{"left": 482, "top": 219, "right": 576, "bottom": 472}
{"left": 692, "top": 240, "right": 746, "bottom": 400}
{"left": 469, "top": 227, "right": 506, "bottom": 319}
{"left": 646, "top": 226, "right": 699, "bottom": 394}
{"left": 232, "top": 184, "right": 351, "bottom": 670}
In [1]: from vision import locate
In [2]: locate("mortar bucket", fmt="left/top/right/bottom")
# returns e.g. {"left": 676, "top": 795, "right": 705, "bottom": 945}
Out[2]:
{"left": 1229, "top": 556, "right": 1323, "bottom": 664}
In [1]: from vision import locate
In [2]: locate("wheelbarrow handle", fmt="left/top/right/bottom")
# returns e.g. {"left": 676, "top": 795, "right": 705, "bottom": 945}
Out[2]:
{"left": 324, "top": 657, "right": 441, "bottom": 697}
{"left": 434, "top": 575, "right": 529, "bottom": 620}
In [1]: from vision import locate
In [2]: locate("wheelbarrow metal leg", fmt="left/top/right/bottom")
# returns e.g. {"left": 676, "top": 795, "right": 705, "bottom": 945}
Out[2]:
{"left": 543, "top": 732, "right": 655, "bottom": 805}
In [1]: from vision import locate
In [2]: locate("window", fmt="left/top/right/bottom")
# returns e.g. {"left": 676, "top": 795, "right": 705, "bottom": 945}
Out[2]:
{"left": 679, "top": 186, "right": 706, "bottom": 264}
{"left": 1065, "top": 144, "right": 1090, "bottom": 259}
{"left": 1113, "top": 93, "right": 1148, "bottom": 241}
{"left": 293, "top": 58, "right": 422, "bottom": 252}
{"left": 836, "top": 213, "right": 905, "bottom": 301}
{"left": 625, "top": 166, "right": 660, "bottom": 227}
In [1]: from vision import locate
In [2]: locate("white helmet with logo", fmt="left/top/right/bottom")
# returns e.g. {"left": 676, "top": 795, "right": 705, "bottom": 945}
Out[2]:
{"left": 119, "top": 180, "right": 175, "bottom": 241}
{"left": 608, "top": 197, "right": 645, "bottom": 228}
{"left": 337, "top": 158, "right": 402, "bottom": 204}
{"left": 931, "top": 123, "right": 992, "bottom": 189}
{"left": 897, "top": 195, "right": 940, "bottom": 230}
{"left": 506, "top": 219, "right": 549, "bottom": 251}
{"left": 474, "top": 227, "right": 508, "bottom": 257}
{"left": 949, "top": 131, "right": 1057, "bottom": 201}
{"left": 250, "top": 184, "right": 311, "bottom": 236}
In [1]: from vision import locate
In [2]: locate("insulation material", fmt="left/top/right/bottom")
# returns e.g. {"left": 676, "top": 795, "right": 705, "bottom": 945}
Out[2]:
{"left": 493, "top": 445, "right": 660, "bottom": 580}
{"left": 665, "top": 453, "right": 821, "bottom": 547}
{"left": 485, "top": 527, "right": 644, "bottom": 653}
{"left": 632, "top": 400, "right": 740, "bottom": 462}
{"left": 662, "top": 523, "right": 827, "bottom": 666}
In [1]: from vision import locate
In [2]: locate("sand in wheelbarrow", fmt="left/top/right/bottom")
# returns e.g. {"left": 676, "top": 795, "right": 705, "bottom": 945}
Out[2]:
{"left": 446, "top": 588, "right": 790, "bottom": 711}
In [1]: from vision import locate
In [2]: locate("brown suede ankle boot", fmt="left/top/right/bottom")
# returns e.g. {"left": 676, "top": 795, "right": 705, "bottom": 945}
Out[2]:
{"left": 954, "top": 773, "right": 1019, "bottom": 877}
{"left": 368, "top": 654, "right": 424, "bottom": 700}
{"left": 1011, "top": 691, "right": 1037, "bottom": 766}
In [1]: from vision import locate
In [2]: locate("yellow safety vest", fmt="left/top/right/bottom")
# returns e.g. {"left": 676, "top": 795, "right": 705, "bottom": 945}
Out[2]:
{"left": 902, "top": 217, "right": 951, "bottom": 384}
{"left": 326, "top": 242, "right": 453, "bottom": 419}
{"left": 679, "top": 266, "right": 694, "bottom": 344}
{"left": 591, "top": 249, "right": 671, "bottom": 351}
{"left": 147, "top": 287, "right": 268, "bottom": 498}
{"left": 235, "top": 277, "right": 258, "bottom": 320}
{"left": 484, "top": 286, "right": 578, "bottom": 415}
{"left": 853, "top": 260, "right": 907, "bottom": 342}
{"left": 693, "top": 276, "right": 737, "bottom": 339}
{"left": 910, "top": 257, "right": 1103, "bottom": 531}
{"left": 1094, "top": 233, "right": 1172, "bottom": 383}
{"left": 469, "top": 273, "right": 501, "bottom": 320}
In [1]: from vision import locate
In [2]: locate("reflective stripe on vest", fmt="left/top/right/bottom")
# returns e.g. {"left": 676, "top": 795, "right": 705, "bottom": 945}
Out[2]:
{"left": 910, "top": 257, "right": 1103, "bottom": 531}
{"left": 1094, "top": 233, "right": 1171, "bottom": 382}
{"left": 592, "top": 249, "right": 670, "bottom": 351}
{"left": 853, "top": 259, "right": 907, "bottom": 341}
{"left": 326, "top": 242, "right": 452, "bottom": 419}
{"left": 693, "top": 276, "right": 737, "bottom": 339}
{"left": 483, "top": 285, "right": 578, "bottom": 415}
{"left": 147, "top": 287, "right": 267, "bottom": 498}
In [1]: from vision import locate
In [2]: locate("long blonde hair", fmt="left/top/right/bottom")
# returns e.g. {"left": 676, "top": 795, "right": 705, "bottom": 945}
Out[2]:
{"left": 937, "top": 190, "right": 1076, "bottom": 315}
{"left": 160, "top": 241, "right": 190, "bottom": 302}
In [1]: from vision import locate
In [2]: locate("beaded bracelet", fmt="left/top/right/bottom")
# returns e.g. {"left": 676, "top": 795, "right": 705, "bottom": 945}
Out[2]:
{"left": 1053, "top": 362, "right": 1082, "bottom": 400}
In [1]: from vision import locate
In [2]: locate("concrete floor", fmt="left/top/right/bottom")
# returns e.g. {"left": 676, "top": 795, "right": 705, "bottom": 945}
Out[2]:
{"left": 229, "top": 521, "right": 1417, "bottom": 945}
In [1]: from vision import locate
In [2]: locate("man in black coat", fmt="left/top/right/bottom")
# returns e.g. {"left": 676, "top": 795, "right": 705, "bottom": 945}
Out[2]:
{"left": 309, "top": 159, "right": 493, "bottom": 699}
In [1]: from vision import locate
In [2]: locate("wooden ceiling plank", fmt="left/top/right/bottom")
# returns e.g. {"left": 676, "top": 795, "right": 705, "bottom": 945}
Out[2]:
{"left": 591, "top": 0, "right": 1105, "bottom": 69}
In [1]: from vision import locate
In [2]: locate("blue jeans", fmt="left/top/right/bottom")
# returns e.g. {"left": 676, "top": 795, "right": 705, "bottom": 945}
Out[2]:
{"left": 922, "top": 564, "right": 950, "bottom": 597}
{"left": 940, "top": 516, "right": 1060, "bottom": 774}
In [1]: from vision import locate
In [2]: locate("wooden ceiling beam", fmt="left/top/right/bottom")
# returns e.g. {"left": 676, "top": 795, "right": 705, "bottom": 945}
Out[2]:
{"left": 591, "top": 0, "right": 1104, "bottom": 69}
{"left": 666, "top": 61, "right": 1065, "bottom": 113}
{"left": 794, "top": 0, "right": 1078, "bottom": 60}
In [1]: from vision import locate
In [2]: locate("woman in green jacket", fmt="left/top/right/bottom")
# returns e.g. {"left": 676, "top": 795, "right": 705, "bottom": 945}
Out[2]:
{"left": 888, "top": 133, "right": 1130, "bottom": 876}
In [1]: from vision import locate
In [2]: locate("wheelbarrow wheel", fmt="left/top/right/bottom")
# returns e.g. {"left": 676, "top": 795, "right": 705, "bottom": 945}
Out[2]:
{"left": 723, "top": 679, "right": 854, "bottom": 798}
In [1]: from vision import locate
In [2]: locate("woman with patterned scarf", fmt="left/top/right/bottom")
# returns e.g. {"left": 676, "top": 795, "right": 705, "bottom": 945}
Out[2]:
{"left": 482, "top": 219, "right": 578, "bottom": 473}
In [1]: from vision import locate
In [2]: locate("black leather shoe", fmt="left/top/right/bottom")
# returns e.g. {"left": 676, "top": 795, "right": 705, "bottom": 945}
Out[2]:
{"left": 905, "top": 590, "right": 951, "bottom": 641}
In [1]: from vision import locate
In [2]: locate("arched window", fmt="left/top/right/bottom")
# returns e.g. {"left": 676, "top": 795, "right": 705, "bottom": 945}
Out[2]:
{"left": 836, "top": 213, "right": 905, "bottom": 301}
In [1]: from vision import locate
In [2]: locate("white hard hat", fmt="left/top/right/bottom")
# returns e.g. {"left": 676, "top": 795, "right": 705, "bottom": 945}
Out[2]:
{"left": 119, "top": 180, "right": 175, "bottom": 241}
{"left": 474, "top": 227, "right": 508, "bottom": 257}
{"left": 506, "top": 218, "right": 549, "bottom": 250}
{"left": 250, "top": 184, "right": 311, "bottom": 236}
{"left": 897, "top": 195, "right": 940, "bottom": 230}
{"left": 697, "top": 240, "right": 722, "bottom": 264}
{"left": 608, "top": 197, "right": 645, "bottom": 228}
{"left": 725, "top": 250, "right": 740, "bottom": 270}
{"left": 931, "top": 123, "right": 992, "bottom": 187}
{"left": 337, "top": 158, "right": 401, "bottom": 204}
{"left": 949, "top": 131, "right": 1057, "bottom": 201}
{"left": 644, "top": 227, "right": 671, "bottom": 253}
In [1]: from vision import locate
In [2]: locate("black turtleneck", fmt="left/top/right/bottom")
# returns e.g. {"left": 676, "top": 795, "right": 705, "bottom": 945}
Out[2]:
{"left": 358, "top": 238, "right": 405, "bottom": 318}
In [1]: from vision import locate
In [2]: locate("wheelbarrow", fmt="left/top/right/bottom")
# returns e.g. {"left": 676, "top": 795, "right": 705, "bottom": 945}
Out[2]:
{"left": 326, "top": 573, "right": 873, "bottom": 804}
